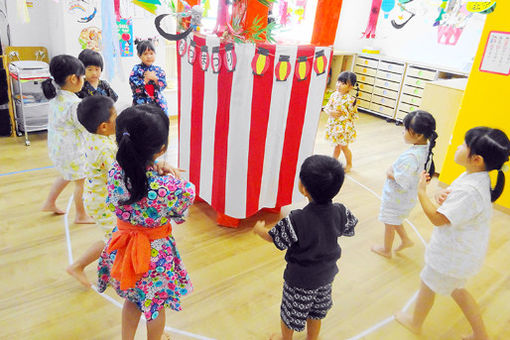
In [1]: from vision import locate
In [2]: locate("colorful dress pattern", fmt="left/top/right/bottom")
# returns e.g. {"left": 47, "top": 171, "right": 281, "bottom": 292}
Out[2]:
{"left": 47, "top": 90, "right": 87, "bottom": 180}
{"left": 76, "top": 80, "right": 118, "bottom": 102}
{"left": 324, "top": 92, "right": 358, "bottom": 146}
{"left": 97, "top": 162, "right": 195, "bottom": 321}
{"left": 129, "top": 63, "right": 168, "bottom": 115}
{"left": 83, "top": 133, "right": 117, "bottom": 239}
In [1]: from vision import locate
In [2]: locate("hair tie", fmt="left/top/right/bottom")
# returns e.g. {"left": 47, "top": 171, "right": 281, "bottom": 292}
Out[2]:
{"left": 123, "top": 132, "right": 130, "bottom": 137}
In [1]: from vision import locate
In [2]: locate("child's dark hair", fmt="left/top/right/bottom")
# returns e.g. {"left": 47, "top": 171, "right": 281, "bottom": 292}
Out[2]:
{"left": 465, "top": 127, "right": 510, "bottom": 202}
{"left": 77, "top": 96, "right": 115, "bottom": 133}
{"left": 116, "top": 104, "right": 169, "bottom": 205}
{"left": 136, "top": 40, "right": 156, "bottom": 57}
{"left": 403, "top": 110, "right": 438, "bottom": 176}
{"left": 41, "top": 55, "right": 85, "bottom": 99}
{"left": 78, "top": 49, "right": 104, "bottom": 70}
{"left": 299, "top": 155, "right": 345, "bottom": 204}
{"left": 337, "top": 71, "right": 359, "bottom": 106}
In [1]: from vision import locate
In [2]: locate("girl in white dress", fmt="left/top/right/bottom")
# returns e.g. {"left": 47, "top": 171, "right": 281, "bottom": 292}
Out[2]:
{"left": 396, "top": 127, "right": 510, "bottom": 340}
{"left": 372, "top": 110, "right": 437, "bottom": 258}
{"left": 40, "top": 55, "right": 93, "bottom": 224}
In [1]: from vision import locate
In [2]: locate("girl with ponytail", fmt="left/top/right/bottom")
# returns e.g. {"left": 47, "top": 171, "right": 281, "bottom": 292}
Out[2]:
{"left": 40, "top": 55, "right": 94, "bottom": 224}
{"left": 97, "top": 104, "right": 195, "bottom": 339}
{"left": 396, "top": 127, "right": 510, "bottom": 339}
{"left": 372, "top": 110, "right": 437, "bottom": 259}
{"left": 324, "top": 71, "right": 359, "bottom": 172}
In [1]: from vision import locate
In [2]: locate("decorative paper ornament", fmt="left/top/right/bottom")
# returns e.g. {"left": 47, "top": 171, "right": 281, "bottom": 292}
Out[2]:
{"left": 313, "top": 50, "right": 327, "bottom": 75}
{"left": 200, "top": 46, "right": 210, "bottom": 71}
{"left": 188, "top": 40, "right": 197, "bottom": 65}
{"left": 178, "top": 39, "right": 187, "bottom": 57}
{"left": 67, "top": 0, "right": 97, "bottom": 23}
{"left": 466, "top": 1, "right": 496, "bottom": 14}
{"left": 252, "top": 47, "right": 270, "bottom": 76}
{"left": 295, "top": 56, "right": 311, "bottom": 81}
{"left": 211, "top": 46, "right": 221, "bottom": 73}
{"left": 275, "top": 55, "right": 291, "bottom": 81}
{"left": 223, "top": 43, "right": 237, "bottom": 72}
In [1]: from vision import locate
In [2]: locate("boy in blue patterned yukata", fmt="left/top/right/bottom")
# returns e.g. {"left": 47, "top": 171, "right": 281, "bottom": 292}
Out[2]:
{"left": 129, "top": 40, "right": 169, "bottom": 115}
{"left": 253, "top": 155, "right": 358, "bottom": 340}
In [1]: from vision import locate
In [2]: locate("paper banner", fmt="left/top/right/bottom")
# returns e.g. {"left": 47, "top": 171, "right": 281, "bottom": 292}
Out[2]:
{"left": 117, "top": 19, "right": 134, "bottom": 57}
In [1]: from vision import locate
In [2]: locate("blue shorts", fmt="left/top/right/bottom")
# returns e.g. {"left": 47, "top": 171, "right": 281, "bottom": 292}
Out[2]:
{"left": 280, "top": 281, "right": 333, "bottom": 332}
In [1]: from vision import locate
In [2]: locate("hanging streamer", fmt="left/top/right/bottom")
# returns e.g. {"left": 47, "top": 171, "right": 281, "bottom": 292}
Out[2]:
{"left": 362, "top": 0, "right": 383, "bottom": 39}
{"left": 200, "top": 45, "right": 209, "bottom": 71}
{"left": 275, "top": 55, "right": 291, "bottom": 81}
{"left": 252, "top": 47, "right": 270, "bottom": 76}
{"left": 295, "top": 56, "right": 311, "bottom": 81}
{"left": 101, "top": 0, "right": 124, "bottom": 81}
{"left": 211, "top": 46, "right": 221, "bottom": 73}
{"left": 223, "top": 43, "right": 237, "bottom": 72}
{"left": 313, "top": 50, "right": 327, "bottom": 75}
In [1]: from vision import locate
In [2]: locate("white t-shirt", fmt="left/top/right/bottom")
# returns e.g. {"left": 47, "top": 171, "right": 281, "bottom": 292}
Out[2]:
{"left": 425, "top": 171, "right": 492, "bottom": 279}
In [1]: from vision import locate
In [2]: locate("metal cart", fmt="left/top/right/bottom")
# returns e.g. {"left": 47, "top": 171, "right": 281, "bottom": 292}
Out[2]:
{"left": 9, "top": 60, "right": 50, "bottom": 146}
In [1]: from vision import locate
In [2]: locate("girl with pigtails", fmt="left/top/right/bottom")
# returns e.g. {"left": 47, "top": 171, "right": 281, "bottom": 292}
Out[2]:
{"left": 372, "top": 110, "right": 438, "bottom": 259}
{"left": 323, "top": 71, "right": 360, "bottom": 172}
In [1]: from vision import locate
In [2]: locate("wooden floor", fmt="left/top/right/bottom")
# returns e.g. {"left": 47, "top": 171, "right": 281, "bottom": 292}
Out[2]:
{"left": 1, "top": 112, "right": 509, "bottom": 340}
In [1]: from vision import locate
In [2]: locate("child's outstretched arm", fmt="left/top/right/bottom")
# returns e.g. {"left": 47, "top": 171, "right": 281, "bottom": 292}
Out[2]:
{"left": 253, "top": 220, "right": 273, "bottom": 243}
{"left": 154, "top": 160, "right": 185, "bottom": 178}
{"left": 417, "top": 171, "right": 450, "bottom": 226}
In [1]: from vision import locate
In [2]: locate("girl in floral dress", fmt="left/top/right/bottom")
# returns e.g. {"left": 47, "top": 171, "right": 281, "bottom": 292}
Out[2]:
{"left": 97, "top": 104, "right": 195, "bottom": 339}
{"left": 40, "top": 55, "right": 94, "bottom": 223}
{"left": 324, "top": 71, "right": 359, "bottom": 172}
{"left": 129, "top": 40, "right": 169, "bottom": 115}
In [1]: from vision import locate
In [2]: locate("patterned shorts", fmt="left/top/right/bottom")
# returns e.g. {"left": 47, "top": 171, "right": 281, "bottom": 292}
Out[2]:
{"left": 280, "top": 281, "right": 333, "bottom": 332}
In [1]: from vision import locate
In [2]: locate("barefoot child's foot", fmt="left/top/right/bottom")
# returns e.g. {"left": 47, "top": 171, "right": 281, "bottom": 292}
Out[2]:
{"left": 41, "top": 204, "right": 65, "bottom": 215}
{"left": 345, "top": 164, "right": 352, "bottom": 173}
{"left": 269, "top": 334, "right": 283, "bottom": 340}
{"left": 395, "top": 239, "right": 414, "bottom": 252}
{"left": 74, "top": 215, "right": 95, "bottom": 224}
{"left": 461, "top": 334, "right": 489, "bottom": 340}
{"left": 66, "top": 263, "right": 91, "bottom": 288}
{"left": 161, "top": 332, "right": 171, "bottom": 340}
{"left": 395, "top": 312, "right": 421, "bottom": 335}
{"left": 371, "top": 245, "right": 392, "bottom": 259}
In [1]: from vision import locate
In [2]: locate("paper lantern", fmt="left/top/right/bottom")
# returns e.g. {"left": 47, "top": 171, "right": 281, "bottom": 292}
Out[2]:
{"left": 313, "top": 50, "right": 327, "bottom": 75}
{"left": 275, "top": 55, "right": 291, "bottom": 81}
{"left": 223, "top": 43, "right": 237, "bottom": 72}
{"left": 178, "top": 39, "right": 187, "bottom": 57}
{"left": 252, "top": 47, "right": 270, "bottom": 76}
{"left": 295, "top": 56, "right": 311, "bottom": 81}
{"left": 200, "top": 45, "right": 209, "bottom": 71}
{"left": 188, "top": 40, "right": 196, "bottom": 65}
{"left": 211, "top": 46, "right": 221, "bottom": 73}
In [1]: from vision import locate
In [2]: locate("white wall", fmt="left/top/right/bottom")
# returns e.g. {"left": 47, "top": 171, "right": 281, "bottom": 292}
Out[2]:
{"left": 334, "top": 0, "right": 486, "bottom": 72}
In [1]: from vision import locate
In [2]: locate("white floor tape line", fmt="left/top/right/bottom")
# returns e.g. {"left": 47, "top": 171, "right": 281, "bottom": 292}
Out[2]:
{"left": 64, "top": 195, "right": 215, "bottom": 340}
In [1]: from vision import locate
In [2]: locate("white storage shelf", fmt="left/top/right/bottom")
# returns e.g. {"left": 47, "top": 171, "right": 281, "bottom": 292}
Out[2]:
{"left": 351, "top": 54, "right": 467, "bottom": 121}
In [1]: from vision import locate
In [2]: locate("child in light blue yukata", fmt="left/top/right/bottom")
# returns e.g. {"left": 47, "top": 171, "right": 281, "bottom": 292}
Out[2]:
{"left": 371, "top": 110, "right": 437, "bottom": 259}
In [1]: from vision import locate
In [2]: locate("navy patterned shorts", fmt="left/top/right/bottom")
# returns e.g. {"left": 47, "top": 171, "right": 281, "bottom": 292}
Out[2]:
{"left": 280, "top": 281, "right": 333, "bottom": 332}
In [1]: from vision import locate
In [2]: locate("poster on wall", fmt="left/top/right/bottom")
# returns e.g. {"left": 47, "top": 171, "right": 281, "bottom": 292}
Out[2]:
{"left": 479, "top": 31, "right": 510, "bottom": 75}
{"left": 117, "top": 19, "right": 134, "bottom": 57}
{"left": 79, "top": 26, "right": 102, "bottom": 51}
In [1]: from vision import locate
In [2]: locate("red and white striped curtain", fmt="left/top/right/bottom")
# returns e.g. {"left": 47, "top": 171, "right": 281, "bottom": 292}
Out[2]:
{"left": 177, "top": 34, "right": 331, "bottom": 219}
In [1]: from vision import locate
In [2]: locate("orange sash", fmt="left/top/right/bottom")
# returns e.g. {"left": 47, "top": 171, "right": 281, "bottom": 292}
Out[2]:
{"left": 108, "top": 218, "right": 172, "bottom": 290}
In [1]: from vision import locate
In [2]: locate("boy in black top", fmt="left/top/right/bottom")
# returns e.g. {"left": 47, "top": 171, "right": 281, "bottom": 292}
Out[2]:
{"left": 76, "top": 49, "right": 118, "bottom": 102}
{"left": 254, "top": 155, "right": 358, "bottom": 340}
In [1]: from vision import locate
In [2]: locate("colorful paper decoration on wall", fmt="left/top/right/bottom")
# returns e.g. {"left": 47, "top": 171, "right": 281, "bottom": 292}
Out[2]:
{"left": 275, "top": 55, "right": 291, "bottom": 81}
{"left": 67, "top": 0, "right": 97, "bottom": 23}
{"left": 188, "top": 40, "right": 197, "bottom": 64}
{"left": 467, "top": 1, "right": 496, "bottom": 14}
{"left": 178, "top": 39, "right": 188, "bottom": 57}
{"left": 155, "top": 5, "right": 203, "bottom": 42}
{"left": 78, "top": 26, "right": 102, "bottom": 51}
{"left": 117, "top": 19, "right": 134, "bottom": 57}
{"left": 252, "top": 47, "right": 270, "bottom": 76}
{"left": 381, "top": 0, "right": 395, "bottom": 19}
{"left": 224, "top": 43, "right": 237, "bottom": 72}
{"left": 200, "top": 46, "right": 210, "bottom": 71}
{"left": 295, "top": 56, "right": 311, "bottom": 81}
{"left": 391, "top": 1, "right": 415, "bottom": 29}
{"left": 362, "top": 0, "right": 383, "bottom": 39}
{"left": 434, "top": 0, "right": 448, "bottom": 26}
{"left": 132, "top": 0, "right": 160, "bottom": 14}
{"left": 313, "top": 50, "right": 326, "bottom": 75}
{"left": 437, "top": 2, "right": 472, "bottom": 45}
{"left": 211, "top": 46, "right": 221, "bottom": 73}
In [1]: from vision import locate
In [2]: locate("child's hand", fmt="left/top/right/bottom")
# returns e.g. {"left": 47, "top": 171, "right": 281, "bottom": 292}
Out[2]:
{"left": 145, "top": 71, "right": 158, "bottom": 81}
{"left": 386, "top": 166, "right": 395, "bottom": 180}
{"left": 154, "top": 161, "right": 185, "bottom": 178}
{"left": 434, "top": 188, "right": 451, "bottom": 205}
{"left": 418, "top": 170, "right": 430, "bottom": 193}
{"left": 253, "top": 220, "right": 266, "bottom": 235}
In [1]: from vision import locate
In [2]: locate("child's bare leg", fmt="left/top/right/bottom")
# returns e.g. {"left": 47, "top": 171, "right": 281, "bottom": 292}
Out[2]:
{"left": 41, "top": 177, "right": 70, "bottom": 214}
{"left": 66, "top": 240, "right": 105, "bottom": 288}
{"left": 147, "top": 308, "right": 166, "bottom": 340}
{"left": 394, "top": 224, "right": 414, "bottom": 252}
{"left": 340, "top": 145, "right": 352, "bottom": 172}
{"left": 122, "top": 299, "right": 142, "bottom": 340}
{"left": 395, "top": 280, "right": 435, "bottom": 334}
{"left": 371, "top": 224, "right": 395, "bottom": 258}
{"left": 73, "top": 179, "right": 94, "bottom": 224}
{"left": 451, "top": 288, "right": 489, "bottom": 340}
{"left": 333, "top": 144, "right": 341, "bottom": 160}
{"left": 270, "top": 320, "right": 294, "bottom": 340}
{"left": 306, "top": 319, "right": 321, "bottom": 340}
